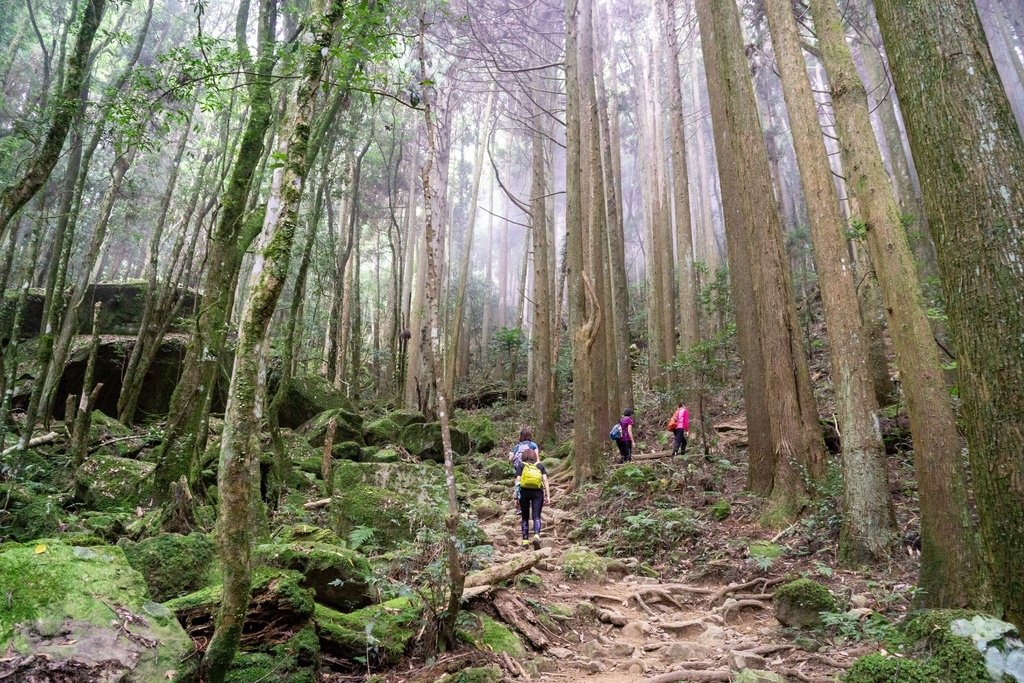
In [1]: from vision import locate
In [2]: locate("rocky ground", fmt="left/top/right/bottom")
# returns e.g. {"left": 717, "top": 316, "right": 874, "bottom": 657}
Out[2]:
{"left": 1, "top": 374, "right": 1021, "bottom": 682}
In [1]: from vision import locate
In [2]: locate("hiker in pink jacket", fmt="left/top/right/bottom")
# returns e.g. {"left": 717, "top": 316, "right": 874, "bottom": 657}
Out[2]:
{"left": 669, "top": 401, "right": 690, "bottom": 456}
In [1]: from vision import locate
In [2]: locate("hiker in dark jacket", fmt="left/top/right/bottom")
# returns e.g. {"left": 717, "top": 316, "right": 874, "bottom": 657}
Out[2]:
{"left": 616, "top": 408, "right": 635, "bottom": 463}
{"left": 514, "top": 447, "right": 550, "bottom": 548}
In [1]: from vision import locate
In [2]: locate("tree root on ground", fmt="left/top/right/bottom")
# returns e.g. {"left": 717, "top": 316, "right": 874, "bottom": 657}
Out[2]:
{"left": 715, "top": 599, "right": 769, "bottom": 622}
{"left": 644, "top": 668, "right": 731, "bottom": 682}
{"left": 707, "top": 576, "right": 784, "bottom": 607}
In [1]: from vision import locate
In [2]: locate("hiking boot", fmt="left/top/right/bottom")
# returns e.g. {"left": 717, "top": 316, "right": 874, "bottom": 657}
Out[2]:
{"left": 520, "top": 539, "right": 531, "bottom": 548}
{"left": 531, "top": 535, "right": 542, "bottom": 550}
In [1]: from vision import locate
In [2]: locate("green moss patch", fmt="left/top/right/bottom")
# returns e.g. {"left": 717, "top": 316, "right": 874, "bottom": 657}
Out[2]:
{"left": 0, "top": 541, "right": 191, "bottom": 679}
{"left": 277, "top": 376, "right": 355, "bottom": 429}
{"left": 120, "top": 532, "right": 216, "bottom": 602}
{"left": 316, "top": 597, "right": 421, "bottom": 665}
{"left": 561, "top": 546, "right": 607, "bottom": 581}
{"left": 470, "top": 613, "right": 523, "bottom": 656}
{"left": 773, "top": 579, "right": 838, "bottom": 628}
{"left": 254, "top": 542, "right": 374, "bottom": 612}
{"left": 76, "top": 453, "right": 154, "bottom": 512}
{"left": 364, "top": 417, "right": 402, "bottom": 446}
{"left": 299, "top": 408, "right": 365, "bottom": 448}
{"left": 399, "top": 422, "right": 471, "bottom": 462}
{"left": 454, "top": 414, "right": 498, "bottom": 453}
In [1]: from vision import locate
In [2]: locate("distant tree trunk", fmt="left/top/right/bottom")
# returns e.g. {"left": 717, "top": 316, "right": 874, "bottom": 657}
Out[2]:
{"left": 444, "top": 88, "right": 494, "bottom": 400}
{"left": 70, "top": 303, "right": 102, "bottom": 468}
{"left": 810, "top": 0, "right": 984, "bottom": 607}
{"left": 660, "top": 0, "right": 700, "bottom": 377}
{"left": 200, "top": 1, "right": 342, "bottom": 678}
{"left": 598, "top": 0, "right": 633, "bottom": 410}
{"left": 151, "top": 0, "right": 278, "bottom": 501}
{"left": 696, "top": 0, "right": 826, "bottom": 522}
{"left": 567, "top": 0, "right": 601, "bottom": 486}
{"left": 873, "top": 0, "right": 1024, "bottom": 627}
{"left": 763, "top": 0, "right": 895, "bottom": 562}
{"left": 0, "top": 0, "right": 107, "bottom": 242}
{"left": 530, "top": 68, "right": 557, "bottom": 446}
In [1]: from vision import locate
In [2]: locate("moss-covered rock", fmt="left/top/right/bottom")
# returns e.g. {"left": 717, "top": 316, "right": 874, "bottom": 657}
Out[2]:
{"left": 331, "top": 440, "right": 363, "bottom": 462}
{"left": 254, "top": 542, "right": 374, "bottom": 612}
{"left": 0, "top": 485, "right": 65, "bottom": 543}
{"left": 455, "top": 414, "right": 498, "bottom": 453}
{"left": 773, "top": 579, "right": 838, "bottom": 628}
{"left": 277, "top": 376, "right": 355, "bottom": 429}
{"left": 844, "top": 653, "right": 933, "bottom": 683}
{"left": 88, "top": 410, "right": 143, "bottom": 458}
{"left": 299, "top": 408, "right": 365, "bottom": 447}
{"left": 316, "top": 597, "right": 421, "bottom": 665}
{"left": 364, "top": 417, "right": 402, "bottom": 446}
{"left": 481, "top": 457, "right": 512, "bottom": 482}
{"left": 0, "top": 541, "right": 191, "bottom": 679}
{"left": 561, "top": 546, "right": 607, "bottom": 581}
{"left": 387, "top": 409, "right": 427, "bottom": 429}
{"left": 120, "top": 532, "right": 216, "bottom": 602}
{"left": 470, "top": 613, "right": 523, "bottom": 656}
{"left": 898, "top": 610, "right": 1009, "bottom": 683}
{"left": 709, "top": 499, "right": 732, "bottom": 521}
{"left": 274, "top": 524, "right": 344, "bottom": 546}
{"left": 366, "top": 448, "right": 400, "bottom": 463}
{"left": 400, "top": 422, "right": 471, "bottom": 462}
{"left": 76, "top": 453, "right": 154, "bottom": 512}
{"left": 79, "top": 511, "right": 134, "bottom": 541}
{"left": 470, "top": 497, "right": 502, "bottom": 521}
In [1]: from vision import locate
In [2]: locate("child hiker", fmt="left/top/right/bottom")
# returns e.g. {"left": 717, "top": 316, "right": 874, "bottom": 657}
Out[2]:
{"left": 668, "top": 401, "right": 690, "bottom": 456}
{"left": 514, "top": 447, "right": 550, "bottom": 549}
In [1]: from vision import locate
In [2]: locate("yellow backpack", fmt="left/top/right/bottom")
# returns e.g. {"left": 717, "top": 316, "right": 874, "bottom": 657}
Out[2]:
{"left": 521, "top": 462, "right": 543, "bottom": 489}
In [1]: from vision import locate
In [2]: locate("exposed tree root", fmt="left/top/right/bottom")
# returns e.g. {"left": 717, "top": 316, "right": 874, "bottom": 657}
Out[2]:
{"left": 716, "top": 599, "right": 769, "bottom": 621}
{"left": 707, "top": 576, "right": 784, "bottom": 607}
{"left": 644, "top": 668, "right": 731, "bottom": 682}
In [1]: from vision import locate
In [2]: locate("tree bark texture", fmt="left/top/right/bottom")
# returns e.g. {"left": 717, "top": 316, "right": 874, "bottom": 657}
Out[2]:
{"left": 810, "top": 0, "right": 984, "bottom": 607}
{"left": 873, "top": 0, "right": 1024, "bottom": 625}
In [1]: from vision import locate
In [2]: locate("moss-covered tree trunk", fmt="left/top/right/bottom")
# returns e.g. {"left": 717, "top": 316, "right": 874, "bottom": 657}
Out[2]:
{"left": 696, "top": 0, "right": 826, "bottom": 523}
{"left": 417, "top": 6, "right": 464, "bottom": 645}
{"left": 763, "top": 0, "right": 895, "bottom": 561}
{"left": 200, "top": 2, "right": 342, "bottom": 678}
{"left": 151, "top": 0, "right": 278, "bottom": 501}
{"left": 809, "top": 0, "right": 984, "bottom": 607}
{"left": 872, "top": 0, "right": 1024, "bottom": 626}
{"left": 0, "top": 0, "right": 107, "bottom": 242}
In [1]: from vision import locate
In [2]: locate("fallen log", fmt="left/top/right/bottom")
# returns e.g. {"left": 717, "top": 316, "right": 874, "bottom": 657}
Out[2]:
{"left": 2, "top": 431, "right": 59, "bottom": 455}
{"left": 464, "top": 547, "right": 551, "bottom": 589}
{"left": 492, "top": 589, "right": 549, "bottom": 649}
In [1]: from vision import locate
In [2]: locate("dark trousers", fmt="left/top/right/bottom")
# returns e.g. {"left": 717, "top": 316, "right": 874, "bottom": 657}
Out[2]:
{"left": 520, "top": 488, "right": 543, "bottom": 539}
{"left": 672, "top": 429, "right": 688, "bottom": 455}
{"left": 616, "top": 439, "right": 632, "bottom": 463}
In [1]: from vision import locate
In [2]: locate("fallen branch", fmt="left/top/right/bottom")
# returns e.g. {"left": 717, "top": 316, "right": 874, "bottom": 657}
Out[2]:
{"left": 302, "top": 498, "right": 332, "bottom": 510}
{"left": 493, "top": 589, "right": 549, "bottom": 649}
{"left": 644, "top": 669, "right": 731, "bottom": 683}
{"left": 464, "top": 547, "right": 551, "bottom": 589}
{"left": 631, "top": 450, "right": 673, "bottom": 461}
{"left": 1, "top": 431, "right": 59, "bottom": 455}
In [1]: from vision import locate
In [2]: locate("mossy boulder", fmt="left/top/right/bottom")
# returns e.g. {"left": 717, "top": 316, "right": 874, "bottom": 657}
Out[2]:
{"left": 364, "top": 417, "right": 402, "bottom": 446}
{"left": 331, "top": 440, "right": 363, "bottom": 462}
{"left": 0, "top": 541, "right": 191, "bottom": 679}
{"left": 561, "top": 546, "right": 607, "bottom": 581}
{"left": 254, "top": 542, "right": 375, "bottom": 612}
{"left": 469, "top": 613, "right": 523, "bottom": 656}
{"left": 274, "top": 524, "right": 344, "bottom": 546}
{"left": 299, "top": 408, "right": 365, "bottom": 448}
{"left": 330, "top": 461, "right": 448, "bottom": 548}
{"left": 710, "top": 500, "right": 732, "bottom": 521}
{"left": 225, "top": 626, "right": 320, "bottom": 683}
{"left": 470, "top": 497, "right": 502, "bottom": 521}
{"left": 277, "top": 376, "right": 355, "bottom": 429}
{"left": 316, "top": 597, "right": 421, "bottom": 665}
{"left": 120, "top": 532, "right": 217, "bottom": 602}
{"left": 76, "top": 453, "right": 154, "bottom": 511}
{"left": 0, "top": 485, "right": 65, "bottom": 543}
{"left": 88, "top": 410, "right": 143, "bottom": 458}
{"left": 366, "top": 448, "right": 400, "bottom": 463}
{"left": 387, "top": 409, "right": 427, "bottom": 429}
{"left": 482, "top": 457, "right": 512, "bottom": 482}
{"left": 773, "top": 579, "right": 838, "bottom": 628}
{"left": 844, "top": 653, "right": 933, "bottom": 683}
{"left": 79, "top": 511, "right": 134, "bottom": 541}
{"left": 399, "top": 421, "right": 471, "bottom": 462}
{"left": 455, "top": 414, "right": 498, "bottom": 453}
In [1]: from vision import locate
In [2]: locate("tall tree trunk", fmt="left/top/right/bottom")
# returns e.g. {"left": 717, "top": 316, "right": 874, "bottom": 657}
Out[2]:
{"left": 0, "top": 0, "right": 107, "bottom": 241}
{"left": 763, "top": 0, "right": 895, "bottom": 562}
{"left": 200, "top": 1, "right": 342, "bottom": 677}
{"left": 660, "top": 0, "right": 700, "bottom": 377}
{"left": 873, "top": 0, "right": 1024, "bottom": 626}
{"left": 810, "top": 0, "right": 984, "bottom": 607}
{"left": 696, "top": 0, "right": 826, "bottom": 522}
{"left": 567, "top": 0, "right": 601, "bottom": 486}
